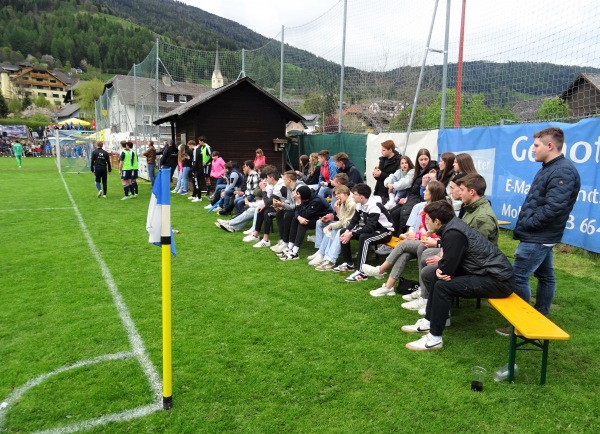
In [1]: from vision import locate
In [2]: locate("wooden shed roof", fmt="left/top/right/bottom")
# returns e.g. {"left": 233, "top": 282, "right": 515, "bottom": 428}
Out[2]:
{"left": 153, "top": 76, "right": 304, "bottom": 125}
{"left": 560, "top": 73, "right": 600, "bottom": 99}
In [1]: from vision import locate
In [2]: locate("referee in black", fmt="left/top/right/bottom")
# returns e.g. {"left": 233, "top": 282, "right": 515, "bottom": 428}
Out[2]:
{"left": 91, "top": 141, "right": 112, "bottom": 198}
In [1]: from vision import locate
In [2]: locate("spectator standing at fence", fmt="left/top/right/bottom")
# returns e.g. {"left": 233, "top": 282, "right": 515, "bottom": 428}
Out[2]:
{"left": 143, "top": 141, "right": 157, "bottom": 186}
{"left": 119, "top": 141, "right": 134, "bottom": 200}
{"left": 499, "top": 127, "right": 580, "bottom": 328}
{"left": 160, "top": 140, "right": 179, "bottom": 182}
{"left": 91, "top": 141, "right": 111, "bottom": 198}
{"left": 372, "top": 140, "right": 401, "bottom": 203}
{"left": 12, "top": 140, "right": 24, "bottom": 168}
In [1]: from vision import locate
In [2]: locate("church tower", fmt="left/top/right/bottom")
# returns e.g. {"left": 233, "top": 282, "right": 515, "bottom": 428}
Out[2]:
{"left": 211, "top": 42, "right": 224, "bottom": 89}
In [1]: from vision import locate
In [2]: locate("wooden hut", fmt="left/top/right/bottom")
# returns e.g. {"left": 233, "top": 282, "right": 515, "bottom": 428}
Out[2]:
{"left": 153, "top": 76, "right": 304, "bottom": 171}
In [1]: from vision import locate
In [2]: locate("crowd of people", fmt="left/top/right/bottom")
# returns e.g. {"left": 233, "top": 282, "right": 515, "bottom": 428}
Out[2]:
{"left": 202, "top": 128, "right": 580, "bottom": 353}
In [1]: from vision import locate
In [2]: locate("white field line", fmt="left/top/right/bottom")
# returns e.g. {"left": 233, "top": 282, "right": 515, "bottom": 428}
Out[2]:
{"left": 0, "top": 207, "right": 74, "bottom": 212}
{"left": 0, "top": 173, "right": 163, "bottom": 432}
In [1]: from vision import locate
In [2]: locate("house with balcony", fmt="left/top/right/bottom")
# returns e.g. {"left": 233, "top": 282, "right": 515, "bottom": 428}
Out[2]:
{"left": 0, "top": 63, "right": 71, "bottom": 107}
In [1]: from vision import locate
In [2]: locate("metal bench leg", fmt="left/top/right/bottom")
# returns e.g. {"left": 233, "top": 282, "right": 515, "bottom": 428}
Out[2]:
{"left": 540, "top": 339, "right": 550, "bottom": 385}
{"left": 507, "top": 327, "right": 517, "bottom": 383}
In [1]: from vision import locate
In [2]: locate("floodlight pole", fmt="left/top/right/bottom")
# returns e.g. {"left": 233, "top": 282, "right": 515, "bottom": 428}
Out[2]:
{"left": 439, "top": 0, "right": 451, "bottom": 129}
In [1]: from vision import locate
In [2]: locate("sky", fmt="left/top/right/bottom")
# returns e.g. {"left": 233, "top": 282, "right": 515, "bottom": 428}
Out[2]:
{"left": 180, "top": 0, "right": 600, "bottom": 70}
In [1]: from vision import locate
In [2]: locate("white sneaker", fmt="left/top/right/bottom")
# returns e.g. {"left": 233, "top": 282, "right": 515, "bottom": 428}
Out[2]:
{"left": 418, "top": 307, "right": 426, "bottom": 316}
{"left": 217, "top": 219, "right": 229, "bottom": 225}
{"left": 307, "top": 235, "right": 316, "bottom": 242}
{"left": 204, "top": 204, "right": 212, "bottom": 209}
{"left": 253, "top": 239, "right": 271, "bottom": 248}
{"left": 308, "top": 252, "right": 324, "bottom": 266}
{"left": 405, "top": 334, "right": 443, "bottom": 351}
{"left": 188, "top": 195, "right": 195, "bottom": 200}
{"left": 270, "top": 240, "right": 286, "bottom": 252}
{"left": 192, "top": 197, "right": 202, "bottom": 202}
{"left": 375, "top": 245, "right": 394, "bottom": 255}
{"left": 271, "top": 243, "right": 287, "bottom": 253}
{"left": 243, "top": 234, "right": 259, "bottom": 242}
{"left": 402, "top": 296, "right": 428, "bottom": 311}
{"left": 361, "top": 263, "right": 385, "bottom": 279}
{"left": 97, "top": 190, "right": 102, "bottom": 198}
{"left": 242, "top": 228, "right": 254, "bottom": 235}
{"left": 369, "top": 285, "right": 395, "bottom": 297}
{"left": 307, "top": 251, "right": 320, "bottom": 261}
{"left": 171, "top": 189, "right": 179, "bottom": 193}
{"left": 213, "top": 206, "right": 222, "bottom": 212}
{"left": 402, "top": 288, "right": 422, "bottom": 301}
{"left": 401, "top": 318, "right": 431, "bottom": 334}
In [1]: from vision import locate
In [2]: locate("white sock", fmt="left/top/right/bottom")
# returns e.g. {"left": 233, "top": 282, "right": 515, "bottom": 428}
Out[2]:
{"left": 428, "top": 333, "right": 442, "bottom": 343}
{"left": 421, "top": 319, "right": 431, "bottom": 328}
{"left": 292, "top": 246, "right": 299, "bottom": 254}
{"left": 287, "top": 242, "right": 294, "bottom": 249}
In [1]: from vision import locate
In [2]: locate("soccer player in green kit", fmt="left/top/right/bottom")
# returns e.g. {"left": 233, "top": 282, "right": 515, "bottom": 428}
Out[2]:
{"left": 12, "top": 140, "right": 24, "bottom": 168}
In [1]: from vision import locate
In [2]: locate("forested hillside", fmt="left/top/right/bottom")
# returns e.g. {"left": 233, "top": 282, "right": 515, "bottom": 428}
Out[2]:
{"left": 0, "top": 0, "right": 597, "bottom": 106}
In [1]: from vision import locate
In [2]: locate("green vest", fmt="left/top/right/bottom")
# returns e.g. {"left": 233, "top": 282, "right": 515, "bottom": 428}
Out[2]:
{"left": 131, "top": 150, "right": 139, "bottom": 169}
{"left": 121, "top": 149, "right": 133, "bottom": 170}
{"left": 200, "top": 144, "right": 211, "bottom": 164}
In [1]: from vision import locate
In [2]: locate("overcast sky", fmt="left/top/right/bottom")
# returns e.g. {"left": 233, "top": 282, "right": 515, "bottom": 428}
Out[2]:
{"left": 181, "top": 0, "right": 600, "bottom": 70}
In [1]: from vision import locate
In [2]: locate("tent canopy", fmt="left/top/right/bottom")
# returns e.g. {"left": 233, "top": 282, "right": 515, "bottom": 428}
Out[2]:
{"left": 57, "top": 118, "right": 91, "bottom": 127}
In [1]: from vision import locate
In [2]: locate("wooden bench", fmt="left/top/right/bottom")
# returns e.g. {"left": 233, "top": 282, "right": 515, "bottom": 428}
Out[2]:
{"left": 385, "top": 236, "right": 402, "bottom": 248}
{"left": 488, "top": 293, "right": 570, "bottom": 385}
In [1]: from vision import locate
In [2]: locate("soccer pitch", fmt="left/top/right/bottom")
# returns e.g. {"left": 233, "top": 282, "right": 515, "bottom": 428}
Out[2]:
{"left": 1, "top": 157, "right": 599, "bottom": 433}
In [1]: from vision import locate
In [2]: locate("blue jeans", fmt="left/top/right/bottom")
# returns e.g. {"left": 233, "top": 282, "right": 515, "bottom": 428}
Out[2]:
{"left": 175, "top": 166, "right": 190, "bottom": 192}
{"left": 319, "top": 228, "right": 343, "bottom": 263}
{"left": 147, "top": 164, "right": 156, "bottom": 185}
{"left": 314, "top": 219, "right": 332, "bottom": 248}
{"left": 512, "top": 242, "right": 556, "bottom": 316}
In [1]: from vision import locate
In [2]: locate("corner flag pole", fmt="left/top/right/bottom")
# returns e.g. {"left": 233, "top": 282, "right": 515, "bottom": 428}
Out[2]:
{"left": 159, "top": 169, "right": 173, "bottom": 410}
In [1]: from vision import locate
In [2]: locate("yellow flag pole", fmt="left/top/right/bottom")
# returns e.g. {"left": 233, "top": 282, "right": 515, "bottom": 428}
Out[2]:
{"left": 160, "top": 169, "right": 173, "bottom": 410}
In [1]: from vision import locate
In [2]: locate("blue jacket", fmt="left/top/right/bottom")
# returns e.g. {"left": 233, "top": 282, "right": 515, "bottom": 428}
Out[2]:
{"left": 514, "top": 154, "right": 580, "bottom": 244}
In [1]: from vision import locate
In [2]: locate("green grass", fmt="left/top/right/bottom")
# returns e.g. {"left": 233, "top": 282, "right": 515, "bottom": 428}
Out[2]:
{"left": 1, "top": 157, "right": 599, "bottom": 433}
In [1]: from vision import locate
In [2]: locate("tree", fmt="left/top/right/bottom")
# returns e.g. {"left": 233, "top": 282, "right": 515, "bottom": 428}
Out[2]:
{"left": 298, "top": 93, "right": 337, "bottom": 117}
{"left": 34, "top": 94, "right": 51, "bottom": 108}
{"left": 0, "top": 91, "right": 8, "bottom": 118}
{"left": 73, "top": 78, "right": 104, "bottom": 117}
{"left": 8, "top": 98, "right": 22, "bottom": 114}
{"left": 22, "top": 94, "right": 32, "bottom": 110}
{"left": 536, "top": 98, "right": 570, "bottom": 121}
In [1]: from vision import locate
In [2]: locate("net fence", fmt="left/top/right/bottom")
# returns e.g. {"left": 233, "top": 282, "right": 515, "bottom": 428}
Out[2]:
{"left": 52, "top": 130, "right": 96, "bottom": 174}
{"left": 95, "top": 0, "right": 600, "bottom": 137}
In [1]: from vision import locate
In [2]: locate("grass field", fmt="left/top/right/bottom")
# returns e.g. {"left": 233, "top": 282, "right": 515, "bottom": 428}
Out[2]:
{"left": 1, "top": 157, "right": 599, "bottom": 433}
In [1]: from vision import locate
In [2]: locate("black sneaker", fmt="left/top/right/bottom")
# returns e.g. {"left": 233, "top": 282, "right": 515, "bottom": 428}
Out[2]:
{"left": 218, "top": 210, "right": 231, "bottom": 216}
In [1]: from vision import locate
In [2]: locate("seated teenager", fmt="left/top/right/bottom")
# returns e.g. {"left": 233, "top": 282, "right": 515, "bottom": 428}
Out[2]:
{"left": 279, "top": 186, "right": 331, "bottom": 261}
{"left": 311, "top": 172, "right": 350, "bottom": 255}
{"left": 247, "top": 168, "right": 285, "bottom": 248}
{"left": 383, "top": 155, "right": 415, "bottom": 210}
{"left": 218, "top": 171, "right": 267, "bottom": 233}
{"left": 271, "top": 171, "right": 306, "bottom": 253}
{"left": 312, "top": 185, "right": 356, "bottom": 271}
{"left": 401, "top": 200, "right": 513, "bottom": 351}
{"left": 362, "top": 181, "right": 446, "bottom": 297}
{"left": 336, "top": 183, "right": 394, "bottom": 282}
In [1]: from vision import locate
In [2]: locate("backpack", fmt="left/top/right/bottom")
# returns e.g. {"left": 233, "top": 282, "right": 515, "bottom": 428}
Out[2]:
{"left": 395, "top": 277, "right": 420, "bottom": 295}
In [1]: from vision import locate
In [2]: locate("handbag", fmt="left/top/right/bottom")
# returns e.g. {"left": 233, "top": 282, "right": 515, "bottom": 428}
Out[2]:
{"left": 395, "top": 277, "right": 420, "bottom": 295}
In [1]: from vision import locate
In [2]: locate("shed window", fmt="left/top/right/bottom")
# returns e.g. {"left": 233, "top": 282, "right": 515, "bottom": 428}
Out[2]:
{"left": 166, "top": 94, "right": 175, "bottom": 103}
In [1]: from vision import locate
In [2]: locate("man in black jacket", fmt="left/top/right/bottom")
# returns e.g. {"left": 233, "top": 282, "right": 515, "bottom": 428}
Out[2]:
{"left": 372, "top": 140, "right": 401, "bottom": 202}
{"left": 90, "top": 141, "right": 111, "bottom": 197}
{"left": 510, "top": 127, "right": 580, "bottom": 319}
{"left": 160, "top": 140, "right": 178, "bottom": 182}
{"left": 401, "top": 200, "right": 513, "bottom": 351}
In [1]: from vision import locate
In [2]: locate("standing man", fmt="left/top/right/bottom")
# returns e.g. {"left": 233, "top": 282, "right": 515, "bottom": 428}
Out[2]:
{"left": 91, "top": 141, "right": 112, "bottom": 197}
{"left": 12, "top": 140, "right": 24, "bottom": 168}
{"left": 198, "top": 136, "right": 212, "bottom": 198}
{"left": 160, "top": 140, "right": 179, "bottom": 182}
{"left": 500, "top": 127, "right": 580, "bottom": 326}
{"left": 143, "top": 141, "right": 157, "bottom": 186}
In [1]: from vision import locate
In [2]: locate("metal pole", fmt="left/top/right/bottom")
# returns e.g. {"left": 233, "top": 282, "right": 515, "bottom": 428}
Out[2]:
{"left": 454, "top": 0, "right": 466, "bottom": 127}
{"left": 338, "top": 0, "right": 348, "bottom": 133}
{"left": 404, "top": 0, "right": 440, "bottom": 156}
{"left": 133, "top": 63, "right": 137, "bottom": 143}
{"left": 156, "top": 39, "right": 160, "bottom": 143}
{"left": 241, "top": 48, "right": 246, "bottom": 78}
{"left": 440, "top": 0, "right": 451, "bottom": 129}
{"left": 280, "top": 26, "right": 284, "bottom": 101}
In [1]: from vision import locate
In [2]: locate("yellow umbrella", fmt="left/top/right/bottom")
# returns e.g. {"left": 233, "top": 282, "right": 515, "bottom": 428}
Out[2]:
{"left": 57, "top": 118, "right": 91, "bottom": 127}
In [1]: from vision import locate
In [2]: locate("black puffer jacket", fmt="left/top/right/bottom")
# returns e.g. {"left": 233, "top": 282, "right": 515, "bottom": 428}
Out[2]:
{"left": 514, "top": 155, "right": 580, "bottom": 244}
{"left": 374, "top": 151, "right": 401, "bottom": 198}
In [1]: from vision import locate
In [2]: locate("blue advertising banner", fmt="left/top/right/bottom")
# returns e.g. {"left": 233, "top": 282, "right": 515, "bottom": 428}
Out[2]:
{"left": 438, "top": 118, "right": 600, "bottom": 253}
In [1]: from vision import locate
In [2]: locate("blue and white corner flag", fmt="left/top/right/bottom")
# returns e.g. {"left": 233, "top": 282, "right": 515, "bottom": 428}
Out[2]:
{"left": 146, "top": 168, "right": 176, "bottom": 256}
